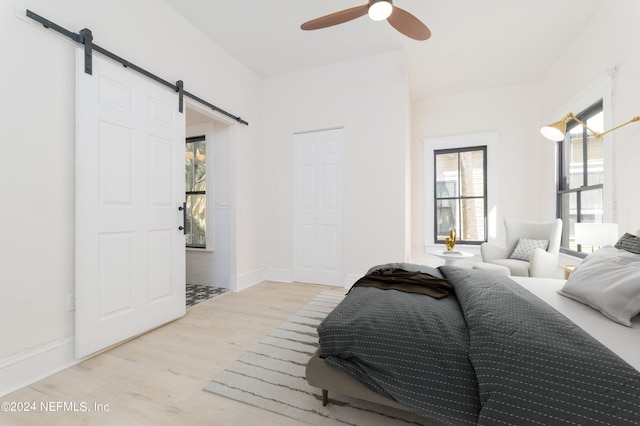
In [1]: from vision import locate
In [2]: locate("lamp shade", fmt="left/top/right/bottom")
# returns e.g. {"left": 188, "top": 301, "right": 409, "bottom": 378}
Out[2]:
{"left": 368, "top": 0, "right": 393, "bottom": 21}
{"left": 540, "top": 114, "right": 573, "bottom": 141}
{"left": 540, "top": 120, "right": 567, "bottom": 141}
{"left": 574, "top": 223, "right": 619, "bottom": 248}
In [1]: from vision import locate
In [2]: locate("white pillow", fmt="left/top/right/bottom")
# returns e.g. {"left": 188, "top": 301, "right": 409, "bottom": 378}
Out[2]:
{"left": 558, "top": 246, "right": 640, "bottom": 327}
{"left": 510, "top": 238, "right": 549, "bottom": 261}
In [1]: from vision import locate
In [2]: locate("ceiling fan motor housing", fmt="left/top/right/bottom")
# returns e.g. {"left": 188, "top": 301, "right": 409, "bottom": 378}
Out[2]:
{"left": 368, "top": 0, "right": 393, "bottom": 21}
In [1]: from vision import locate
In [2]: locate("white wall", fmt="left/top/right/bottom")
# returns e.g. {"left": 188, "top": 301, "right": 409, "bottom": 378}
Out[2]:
{"left": 410, "top": 83, "right": 544, "bottom": 260}
{"left": 410, "top": 0, "right": 640, "bottom": 263}
{"left": 0, "top": 0, "right": 263, "bottom": 395}
{"left": 541, "top": 0, "right": 640, "bottom": 235}
{"left": 262, "top": 50, "right": 411, "bottom": 284}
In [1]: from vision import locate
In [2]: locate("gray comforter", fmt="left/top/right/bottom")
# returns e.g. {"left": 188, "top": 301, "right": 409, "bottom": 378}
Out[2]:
{"left": 318, "top": 264, "right": 640, "bottom": 425}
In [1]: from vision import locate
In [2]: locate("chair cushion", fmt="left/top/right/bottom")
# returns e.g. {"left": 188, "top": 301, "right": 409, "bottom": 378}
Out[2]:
{"left": 488, "top": 259, "right": 530, "bottom": 277}
{"left": 473, "top": 262, "right": 511, "bottom": 276}
{"left": 510, "top": 238, "right": 549, "bottom": 261}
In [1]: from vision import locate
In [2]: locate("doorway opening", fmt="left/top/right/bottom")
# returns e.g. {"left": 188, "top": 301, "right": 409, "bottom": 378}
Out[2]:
{"left": 184, "top": 104, "right": 235, "bottom": 298}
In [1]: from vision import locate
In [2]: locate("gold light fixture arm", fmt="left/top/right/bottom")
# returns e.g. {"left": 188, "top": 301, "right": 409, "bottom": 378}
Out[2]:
{"left": 565, "top": 113, "right": 603, "bottom": 138}
{"left": 543, "top": 112, "right": 640, "bottom": 141}
{"left": 597, "top": 115, "right": 640, "bottom": 138}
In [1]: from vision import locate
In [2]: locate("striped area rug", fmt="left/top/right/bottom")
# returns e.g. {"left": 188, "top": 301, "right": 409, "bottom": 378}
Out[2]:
{"left": 203, "top": 291, "right": 432, "bottom": 425}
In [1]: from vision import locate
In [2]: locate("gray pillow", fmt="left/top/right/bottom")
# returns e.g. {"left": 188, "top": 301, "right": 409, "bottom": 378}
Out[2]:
{"left": 558, "top": 246, "right": 640, "bottom": 327}
{"left": 615, "top": 232, "right": 640, "bottom": 255}
{"left": 509, "top": 238, "right": 549, "bottom": 261}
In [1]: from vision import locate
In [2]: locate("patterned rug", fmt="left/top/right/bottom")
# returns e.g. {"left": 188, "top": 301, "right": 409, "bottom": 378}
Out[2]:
{"left": 203, "top": 291, "right": 434, "bottom": 425}
{"left": 186, "top": 283, "right": 228, "bottom": 307}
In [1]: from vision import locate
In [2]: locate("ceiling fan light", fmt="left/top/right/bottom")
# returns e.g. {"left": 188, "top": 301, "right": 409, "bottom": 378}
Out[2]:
{"left": 368, "top": 0, "right": 393, "bottom": 21}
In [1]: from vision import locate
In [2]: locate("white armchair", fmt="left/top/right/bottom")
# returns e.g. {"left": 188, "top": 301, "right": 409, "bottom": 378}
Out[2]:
{"left": 480, "top": 218, "right": 563, "bottom": 278}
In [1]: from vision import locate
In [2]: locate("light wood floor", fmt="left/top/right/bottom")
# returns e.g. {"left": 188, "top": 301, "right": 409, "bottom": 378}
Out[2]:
{"left": 3, "top": 281, "right": 346, "bottom": 425}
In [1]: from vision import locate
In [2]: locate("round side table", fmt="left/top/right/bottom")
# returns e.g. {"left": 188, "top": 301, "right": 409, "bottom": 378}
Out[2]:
{"left": 430, "top": 250, "right": 474, "bottom": 266}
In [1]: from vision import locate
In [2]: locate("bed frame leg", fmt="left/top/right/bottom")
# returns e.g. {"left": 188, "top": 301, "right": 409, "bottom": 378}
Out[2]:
{"left": 322, "top": 389, "right": 328, "bottom": 406}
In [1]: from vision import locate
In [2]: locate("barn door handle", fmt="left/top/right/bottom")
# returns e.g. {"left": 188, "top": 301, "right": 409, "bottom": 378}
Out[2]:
{"left": 178, "top": 203, "right": 186, "bottom": 234}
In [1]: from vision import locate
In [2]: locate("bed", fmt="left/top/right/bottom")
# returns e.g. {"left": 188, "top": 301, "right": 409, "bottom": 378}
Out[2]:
{"left": 305, "top": 243, "right": 640, "bottom": 425}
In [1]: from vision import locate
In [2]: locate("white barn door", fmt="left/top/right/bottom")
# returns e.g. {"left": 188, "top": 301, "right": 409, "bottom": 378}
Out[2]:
{"left": 75, "top": 50, "right": 186, "bottom": 358}
{"left": 293, "top": 128, "right": 344, "bottom": 286}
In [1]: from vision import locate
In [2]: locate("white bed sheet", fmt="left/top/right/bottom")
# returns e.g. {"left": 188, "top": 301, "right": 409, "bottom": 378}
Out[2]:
{"left": 511, "top": 276, "right": 640, "bottom": 372}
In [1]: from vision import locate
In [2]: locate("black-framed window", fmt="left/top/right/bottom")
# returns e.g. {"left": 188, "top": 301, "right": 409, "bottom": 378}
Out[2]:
{"left": 557, "top": 100, "right": 604, "bottom": 256}
{"left": 185, "top": 135, "right": 207, "bottom": 249}
{"left": 434, "top": 146, "right": 487, "bottom": 244}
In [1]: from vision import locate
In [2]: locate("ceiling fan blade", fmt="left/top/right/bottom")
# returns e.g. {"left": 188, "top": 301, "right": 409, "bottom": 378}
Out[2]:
{"left": 301, "top": 4, "right": 369, "bottom": 31}
{"left": 387, "top": 6, "right": 431, "bottom": 41}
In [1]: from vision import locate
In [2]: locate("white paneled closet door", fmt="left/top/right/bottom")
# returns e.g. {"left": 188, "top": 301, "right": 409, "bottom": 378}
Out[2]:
{"left": 293, "top": 128, "right": 344, "bottom": 286}
{"left": 75, "top": 49, "right": 186, "bottom": 358}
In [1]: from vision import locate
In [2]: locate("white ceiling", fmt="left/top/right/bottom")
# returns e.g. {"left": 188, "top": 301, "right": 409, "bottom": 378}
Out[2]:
{"left": 164, "top": 0, "right": 605, "bottom": 100}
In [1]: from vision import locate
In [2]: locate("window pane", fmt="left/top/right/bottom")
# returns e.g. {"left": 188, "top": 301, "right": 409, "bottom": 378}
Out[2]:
{"left": 586, "top": 110, "right": 604, "bottom": 134}
{"left": 560, "top": 192, "right": 577, "bottom": 251}
{"left": 186, "top": 194, "right": 206, "bottom": 248}
{"left": 560, "top": 188, "right": 603, "bottom": 253}
{"left": 436, "top": 181, "right": 456, "bottom": 198}
{"left": 460, "top": 150, "right": 484, "bottom": 197}
{"left": 460, "top": 198, "right": 485, "bottom": 241}
{"left": 436, "top": 199, "right": 457, "bottom": 240}
{"left": 435, "top": 153, "right": 459, "bottom": 197}
{"left": 186, "top": 144, "right": 195, "bottom": 192}
{"left": 185, "top": 141, "right": 206, "bottom": 192}
{"left": 586, "top": 112, "right": 604, "bottom": 186}
{"left": 580, "top": 187, "right": 604, "bottom": 224}
{"left": 566, "top": 130, "right": 584, "bottom": 189}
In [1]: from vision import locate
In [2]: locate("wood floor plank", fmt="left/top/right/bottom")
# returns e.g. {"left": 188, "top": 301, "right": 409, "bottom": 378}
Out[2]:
{"left": 2, "top": 282, "right": 344, "bottom": 425}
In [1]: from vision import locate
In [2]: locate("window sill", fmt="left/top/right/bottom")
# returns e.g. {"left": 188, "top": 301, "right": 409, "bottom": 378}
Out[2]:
{"left": 187, "top": 247, "right": 215, "bottom": 253}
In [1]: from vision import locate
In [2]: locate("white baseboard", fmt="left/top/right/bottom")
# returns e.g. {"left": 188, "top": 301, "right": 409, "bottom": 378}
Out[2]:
{"left": 0, "top": 335, "right": 77, "bottom": 397}
{"left": 264, "top": 268, "right": 293, "bottom": 283}
{"left": 234, "top": 267, "right": 361, "bottom": 290}
{"left": 233, "top": 268, "right": 265, "bottom": 292}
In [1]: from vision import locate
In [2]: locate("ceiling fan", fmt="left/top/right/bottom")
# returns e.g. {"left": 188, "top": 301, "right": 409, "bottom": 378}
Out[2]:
{"left": 301, "top": 0, "right": 431, "bottom": 41}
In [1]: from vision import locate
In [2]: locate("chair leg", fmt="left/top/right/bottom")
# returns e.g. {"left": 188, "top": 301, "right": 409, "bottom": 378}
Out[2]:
{"left": 322, "top": 389, "right": 328, "bottom": 406}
